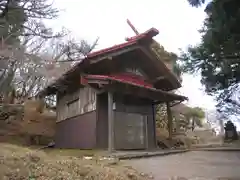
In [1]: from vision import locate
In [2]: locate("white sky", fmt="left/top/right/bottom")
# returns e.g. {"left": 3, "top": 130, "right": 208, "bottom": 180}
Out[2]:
{"left": 50, "top": 0, "right": 216, "bottom": 110}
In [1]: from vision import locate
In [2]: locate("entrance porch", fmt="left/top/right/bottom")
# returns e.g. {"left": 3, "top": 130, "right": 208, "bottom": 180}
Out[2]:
{"left": 83, "top": 74, "right": 188, "bottom": 152}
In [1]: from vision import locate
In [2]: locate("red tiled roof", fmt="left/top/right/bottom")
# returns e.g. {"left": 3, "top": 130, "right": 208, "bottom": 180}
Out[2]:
{"left": 37, "top": 28, "right": 161, "bottom": 97}
{"left": 83, "top": 74, "right": 188, "bottom": 101}
{"left": 86, "top": 28, "right": 159, "bottom": 58}
{"left": 85, "top": 73, "right": 153, "bottom": 88}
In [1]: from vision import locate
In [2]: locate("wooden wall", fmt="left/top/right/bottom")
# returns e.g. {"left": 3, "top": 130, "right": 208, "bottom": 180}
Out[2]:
{"left": 96, "top": 93, "right": 156, "bottom": 150}
{"left": 55, "top": 111, "right": 97, "bottom": 149}
{"left": 56, "top": 87, "right": 96, "bottom": 122}
{"left": 114, "top": 95, "right": 156, "bottom": 149}
{"left": 55, "top": 87, "right": 97, "bottom": 149}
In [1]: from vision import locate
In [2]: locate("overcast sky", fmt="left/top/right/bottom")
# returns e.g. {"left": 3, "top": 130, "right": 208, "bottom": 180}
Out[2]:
{"left": 50, "top": 0, "right": 216, "bottom": 110}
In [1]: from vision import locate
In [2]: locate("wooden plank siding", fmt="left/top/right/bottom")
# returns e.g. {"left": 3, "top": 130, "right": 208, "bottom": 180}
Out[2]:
{"left": 55, "top": 111, "right": 97, "bottom": 149}
{"left": 114, "top": 112, "right": 146, "bottom": 150}
{"left": 95, "top": 93, "right": 156, "bottom": 150}
{"left": 56, "top": 87, "right": 97, "bottom": 122}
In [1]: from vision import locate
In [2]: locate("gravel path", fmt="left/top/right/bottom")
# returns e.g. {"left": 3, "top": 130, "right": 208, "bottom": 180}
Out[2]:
{"left": 124, "top": 151, "right": 240, "bottom": 179}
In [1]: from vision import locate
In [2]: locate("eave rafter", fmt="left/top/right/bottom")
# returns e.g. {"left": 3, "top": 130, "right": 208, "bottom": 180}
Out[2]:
{"left": 150, "top": 76, "right": 166, "bottom": 83}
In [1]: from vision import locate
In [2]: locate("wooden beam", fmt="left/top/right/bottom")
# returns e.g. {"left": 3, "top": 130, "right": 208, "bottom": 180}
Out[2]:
{"left": 80, "top": 76, "right": 109, "bottom": 94}
{"left": 108, "top": 91, "right": 114, "bottom": 153}
{"left": 139, "top": 46, "right": 180, "bottom": 90}
{"left": 87, "top": 79, "right": 109, "bottom": 85}
{"left": 90, "top": 46, "right": 139, "bottom": 64}
{"left": 166, "top": 102, "right": 173, "bottom": 141}
{"left": 170, "top": 100, "right": 184, "bottom": 107}
{"left": 145, "top": 116, "right": 149, "bottom": 149}
{"left": 95, "top": 89, "right": 105, "bottom": 94}
{"left": 150, "top": 76, "right": 165, "bottom": 83}
{"left": 155, "top": 76, "right": 165, "bottom": 80}
{"left": 152, "top": 103, "right": 158, "bottom": 148}
{"left": 126, "top": 19, "right": 140, "bottom": 35}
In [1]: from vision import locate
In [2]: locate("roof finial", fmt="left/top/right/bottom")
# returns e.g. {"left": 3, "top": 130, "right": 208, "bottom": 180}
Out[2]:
{"left": 126, "top": 19, "right": 139, "bottom": 35}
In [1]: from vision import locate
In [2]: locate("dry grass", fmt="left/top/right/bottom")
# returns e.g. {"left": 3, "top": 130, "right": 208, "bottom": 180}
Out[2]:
{"left": 0, "top": 143, "right": 150, "bottom": 180}
{"left": 43, "top": 148, "right": 102, "bottom": 158}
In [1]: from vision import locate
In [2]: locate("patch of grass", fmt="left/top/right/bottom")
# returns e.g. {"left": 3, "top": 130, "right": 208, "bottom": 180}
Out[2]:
{"left": 43, "top": 148, "right": 102, "bottom": 157}
{"left": 0, "top": 143, "right": 150, "bottom": 180}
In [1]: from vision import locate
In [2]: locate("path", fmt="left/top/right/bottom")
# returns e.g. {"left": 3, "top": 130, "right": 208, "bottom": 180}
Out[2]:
{"left": 124, "top": 151, "right": 240, "bottom": 179}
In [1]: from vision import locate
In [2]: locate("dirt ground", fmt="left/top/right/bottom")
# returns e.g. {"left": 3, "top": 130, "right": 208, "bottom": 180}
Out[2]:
{"left": 2, "top": 143, "right": 240, "bottom": 180}
{"left": 0, "top": 143, "right": 150, "bottom": 180}
{"left": 125, "top": 151, "right": 240, "bottom": 180}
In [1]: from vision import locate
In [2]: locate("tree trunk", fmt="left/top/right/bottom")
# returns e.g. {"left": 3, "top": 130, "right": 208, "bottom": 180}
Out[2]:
{"left": 191, "top": 118, "right": 195, "bottom": 131}
{"left": 166, "top": 102, "right": 173, "bottom": 140}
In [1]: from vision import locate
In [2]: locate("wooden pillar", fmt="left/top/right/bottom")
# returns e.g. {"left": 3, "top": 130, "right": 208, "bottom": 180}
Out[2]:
{"left": 152, "top": 103, "right": 157, "bottom": 148}
{"left": 144, "top": 116, "right": 148, "bottom": 149}
{"left": 175, "top": 115, "right": 180, "bottom": 133}
{"left": 166, "top": 102, "right": 173, "bottom": 140}
{"left": 108, "top": 91, "right": 114, "bottom": 153}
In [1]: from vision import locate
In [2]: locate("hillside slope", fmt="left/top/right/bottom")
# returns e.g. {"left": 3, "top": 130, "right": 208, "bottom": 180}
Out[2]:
{"left": 0, "top": 143, "right": 150, "bottom": 180}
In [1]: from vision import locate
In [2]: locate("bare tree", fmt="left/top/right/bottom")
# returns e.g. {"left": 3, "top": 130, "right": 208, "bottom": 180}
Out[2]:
{"left": 0, "top": 0, "right": 10, "bottom": 18}
{"left": 0, "top": 36, "right": 98, "bottom": 104}
{"left": 0, "top": 0, "right": 99, "bottom": 105}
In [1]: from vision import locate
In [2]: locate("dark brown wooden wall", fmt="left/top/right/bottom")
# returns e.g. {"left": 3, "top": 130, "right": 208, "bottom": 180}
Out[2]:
{"left": 148, "top": 106, "right": 157, "bottom": 149}
{"left": 114, "top": 95, "right": 156, "bottom": 149}
{"left": 55, "top": 111, "right": 97, "bottom": 149}
{"left": 96, "top": 93, "right": 156, "bottom": 149}
{"left": 96, "top": 93, "right": 108, "bottom": 149}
